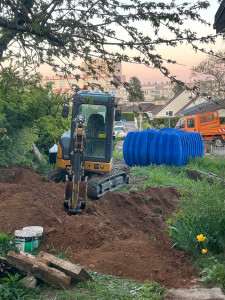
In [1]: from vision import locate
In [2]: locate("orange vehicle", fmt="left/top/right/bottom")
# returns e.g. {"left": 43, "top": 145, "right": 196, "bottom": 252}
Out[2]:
{"left": 175, "top": 110, "right": 225, "bottom": 147}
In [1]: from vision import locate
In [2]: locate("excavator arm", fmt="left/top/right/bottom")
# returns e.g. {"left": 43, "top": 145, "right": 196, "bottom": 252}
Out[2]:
{"left": 64, "top": 115, "right": 87, "bottom": 215}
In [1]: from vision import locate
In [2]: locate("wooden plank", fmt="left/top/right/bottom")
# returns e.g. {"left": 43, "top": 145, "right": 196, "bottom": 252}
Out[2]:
{"left": 38, "top": 251, "right": 92, "bottom": 283}
{"left": 7, "top": 251, "right": 71, "bottom": 288}
{"left": 186, "top": 169, "right": 223, "bottom": 185}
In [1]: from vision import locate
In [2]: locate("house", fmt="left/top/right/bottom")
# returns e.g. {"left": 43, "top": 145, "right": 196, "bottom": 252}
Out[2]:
{"left": 121, "top": 102, "right": 163, "bottom": 118}
{"left": 179, "top": 99, "right": 225, "bottom": 117}
{"left": 155, "top": 89, "right": 208, "bottom": 117}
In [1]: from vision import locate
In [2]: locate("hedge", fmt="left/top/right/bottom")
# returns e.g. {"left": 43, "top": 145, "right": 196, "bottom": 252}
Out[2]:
{"left": 147, "top": 116, "right": 180, "bottom": 128}
{"left": 121, "top": 112, "right": 134, "bottom": 121}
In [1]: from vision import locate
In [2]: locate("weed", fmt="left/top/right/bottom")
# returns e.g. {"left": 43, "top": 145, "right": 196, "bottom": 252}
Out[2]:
{"left": 200, "top": 260, "right": 225, "bottom": 292}
{"left": 0, "top": 272, "right": 40, "bottom": 300}
{"left": 49, "top": 245, "right": 71, "bottom": 261}
{"left": 0, "top": 232, "right": 16, "bottom": 257}
{"left": 140, "top": 281, "right": 165, "bottom": 299}
{"left": 49, "top": 272, "right": 166, "bottom": 300}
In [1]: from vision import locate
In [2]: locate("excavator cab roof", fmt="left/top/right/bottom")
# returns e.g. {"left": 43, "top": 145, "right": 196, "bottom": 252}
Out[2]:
{"left": 76, "top": 90, "right": 115, "bottom": 102}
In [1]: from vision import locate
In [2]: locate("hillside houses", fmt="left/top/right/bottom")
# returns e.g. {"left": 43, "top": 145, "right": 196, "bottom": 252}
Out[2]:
{"left": 122, "top": 90, "right": 225, "bottom": 119}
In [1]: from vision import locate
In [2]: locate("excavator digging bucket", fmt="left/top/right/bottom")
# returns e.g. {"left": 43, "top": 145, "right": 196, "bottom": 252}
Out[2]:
{"left": 65, "top": 181, "right": 73, "bottom": 200}
{"left": 63, "top": 180, "right": 87, "bottom": 214}
{"left": 79, "top": 181, "right": 88, "bottom": 204}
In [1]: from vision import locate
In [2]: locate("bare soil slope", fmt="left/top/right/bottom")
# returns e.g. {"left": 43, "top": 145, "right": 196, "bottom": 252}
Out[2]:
{"left": 0, "top": 166, "right": 197, "bottom": 288}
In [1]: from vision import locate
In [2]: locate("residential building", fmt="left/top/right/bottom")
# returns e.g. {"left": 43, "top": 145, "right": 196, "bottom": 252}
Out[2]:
{"left": 155, "top": 89, "right": 208, "bottom": 117}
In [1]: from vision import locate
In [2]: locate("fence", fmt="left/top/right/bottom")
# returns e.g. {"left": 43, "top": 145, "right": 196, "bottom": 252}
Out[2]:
{"left": 205, "top": 143, "right": 225, "bottom": 156}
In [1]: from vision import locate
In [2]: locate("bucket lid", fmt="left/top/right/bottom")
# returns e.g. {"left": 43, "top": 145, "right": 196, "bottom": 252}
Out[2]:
{"left": 23, "top": 226, "right": 43, "bottom": 234}
{"left": 15, "top": 230, "right": 36, "bottom": 238}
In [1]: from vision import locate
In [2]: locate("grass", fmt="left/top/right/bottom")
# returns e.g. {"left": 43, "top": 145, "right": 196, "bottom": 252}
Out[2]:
{"left": 39, "top": 274, "right": 165, "bottom": 300}
{"left": 0, "top": 266, "right": 165, "bottom": 300}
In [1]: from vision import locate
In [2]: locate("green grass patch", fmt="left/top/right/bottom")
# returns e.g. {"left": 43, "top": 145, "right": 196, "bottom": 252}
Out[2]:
{"left": 0, "top": 269, "right": 165, "bottom": 300}
{"left": 40, "top": 274, "right": 165, "bottom": 300}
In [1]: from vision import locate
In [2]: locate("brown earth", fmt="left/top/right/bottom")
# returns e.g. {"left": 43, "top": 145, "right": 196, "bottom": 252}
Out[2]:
{"left": 0, "top": 165, "right": 198, "bottom": 289}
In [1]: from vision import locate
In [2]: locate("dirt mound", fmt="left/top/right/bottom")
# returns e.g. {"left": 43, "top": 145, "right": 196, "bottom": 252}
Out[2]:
{"left": 0, "top": 166, "right": 197, "bottom": 288}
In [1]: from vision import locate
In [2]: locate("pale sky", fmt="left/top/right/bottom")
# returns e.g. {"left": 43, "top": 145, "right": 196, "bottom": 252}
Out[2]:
{"left": 123, "top": 1, "right": 224, "bottom": 83}
{"left": 40, "top": 1, "right": 223, "bottom": 84}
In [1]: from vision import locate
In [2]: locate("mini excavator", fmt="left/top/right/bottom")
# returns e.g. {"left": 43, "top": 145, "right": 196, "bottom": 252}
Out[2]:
{"left": 50, "top": 87, "right": 129, "bottom": 215}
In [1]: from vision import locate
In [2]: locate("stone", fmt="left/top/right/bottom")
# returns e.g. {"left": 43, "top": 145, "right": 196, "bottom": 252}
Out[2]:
{"left": 37, "top": 251, "right": 92, "bottom": 283}
{"left": 163, "top": 288, "right": 225, "bottom": 300}
{"left": 21, "top": 275, "right": 37, "bottom": 289}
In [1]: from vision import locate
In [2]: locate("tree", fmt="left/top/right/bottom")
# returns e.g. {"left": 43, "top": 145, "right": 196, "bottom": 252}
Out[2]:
{"left": 191, "top": 51, "right": 225, "bottom": 100}
{"left": 0, "top": 1, "right": 218, "bottom": 89}
{"left": 0, "top": 68, "right": 70, "bottom": 167}
{"left": 128, "top": 76, "right": 145, "bottom": 103}
{"left": 172, "top": 82, "right": 184, "bottom": 96}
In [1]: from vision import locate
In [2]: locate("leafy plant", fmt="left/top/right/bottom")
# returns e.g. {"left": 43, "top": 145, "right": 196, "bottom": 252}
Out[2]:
{"left": 0, "top": 272, "right": 39, "bottom": 300}
{"left": 140, "top": 281, "right": 165, "bottom": 299}
{"left": 200, "top": 260, "right": 225, "bottom": 292}
{"left": 0, "top": 232, "right": 16, "bottom": 257}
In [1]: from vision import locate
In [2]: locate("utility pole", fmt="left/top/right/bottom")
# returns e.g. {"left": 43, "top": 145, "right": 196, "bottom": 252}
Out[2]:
{"left": 166, "top": 111, "right": 173, "bottom": 128}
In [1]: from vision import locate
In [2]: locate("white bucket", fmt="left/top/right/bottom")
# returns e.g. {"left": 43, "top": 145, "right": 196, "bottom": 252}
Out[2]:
{"left": 14, "top": 230, "right": 35, "bottom": 252}
{"left": 23, "top": 226, "right": 43, "bottom": 249}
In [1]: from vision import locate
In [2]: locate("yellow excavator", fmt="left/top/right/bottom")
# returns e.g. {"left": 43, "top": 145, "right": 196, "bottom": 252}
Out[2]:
{"left": 50, "top": 87, "right": 129, "bottom": 214}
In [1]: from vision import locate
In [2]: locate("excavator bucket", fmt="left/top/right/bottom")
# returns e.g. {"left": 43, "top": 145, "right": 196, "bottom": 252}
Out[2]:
{"left": 63, "top": 180, "right": 87, "bottom": 215}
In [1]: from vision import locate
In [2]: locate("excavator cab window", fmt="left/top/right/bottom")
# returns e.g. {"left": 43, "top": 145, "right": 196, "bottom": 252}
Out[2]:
{"left": 78, "top": 104, "right": 107, "bottom": 159}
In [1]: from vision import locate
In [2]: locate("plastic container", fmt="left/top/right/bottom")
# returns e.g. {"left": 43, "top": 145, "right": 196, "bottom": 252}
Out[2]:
{"left": 14, "top": 230, "right": 35, "bottom": 252}
{"left": 123, "top": 128, "right": 204, "bottom": 167}
{"left": 23, "top": 226, "right": 43, "bottom": 249}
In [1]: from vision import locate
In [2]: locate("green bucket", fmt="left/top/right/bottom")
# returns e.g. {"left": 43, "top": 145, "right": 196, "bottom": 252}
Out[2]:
{"left": 14, "top": 230, "right": 35, "bottom": 252}
{"left": 23, "top": 226, "right": 43, "bottom": 249}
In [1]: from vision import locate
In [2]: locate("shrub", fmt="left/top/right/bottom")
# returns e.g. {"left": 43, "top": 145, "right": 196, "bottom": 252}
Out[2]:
{"left": 121, "top": 112, "right": 134, "bottom": 121}
{"left": 0, "top": 127, "right": 38, "bottom": 168}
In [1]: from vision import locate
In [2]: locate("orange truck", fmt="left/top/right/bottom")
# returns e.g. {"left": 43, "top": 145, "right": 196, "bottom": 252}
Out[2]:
{"left": 175, "top": 110, "right": 225, "bottom": 147}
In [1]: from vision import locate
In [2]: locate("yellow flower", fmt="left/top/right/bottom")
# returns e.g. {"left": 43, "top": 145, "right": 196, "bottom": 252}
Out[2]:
{"left": 197, "top": 234, "right": 206, "bottom": 242}
{"left": 202, "top": 249, "right": 207, "bottom": 254}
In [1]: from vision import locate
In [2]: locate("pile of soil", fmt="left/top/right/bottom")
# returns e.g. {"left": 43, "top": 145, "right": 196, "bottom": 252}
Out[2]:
{"left": 0, "top": 165, "right": 198, "bottom": 288}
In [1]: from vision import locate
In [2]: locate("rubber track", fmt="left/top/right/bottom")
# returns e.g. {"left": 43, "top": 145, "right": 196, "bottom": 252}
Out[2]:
{"left": 87, "top": 169, "right": 128, "bottom": 199}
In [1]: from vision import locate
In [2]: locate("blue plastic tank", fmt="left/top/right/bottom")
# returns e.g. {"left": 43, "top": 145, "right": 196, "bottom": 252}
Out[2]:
{"left": 123, "top": 128, "right": 204, "bottom": 167}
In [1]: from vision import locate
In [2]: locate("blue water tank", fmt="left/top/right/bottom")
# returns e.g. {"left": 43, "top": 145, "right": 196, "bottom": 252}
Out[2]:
{"left": 123, "top": 128, "right": 204, "bottom": 167}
